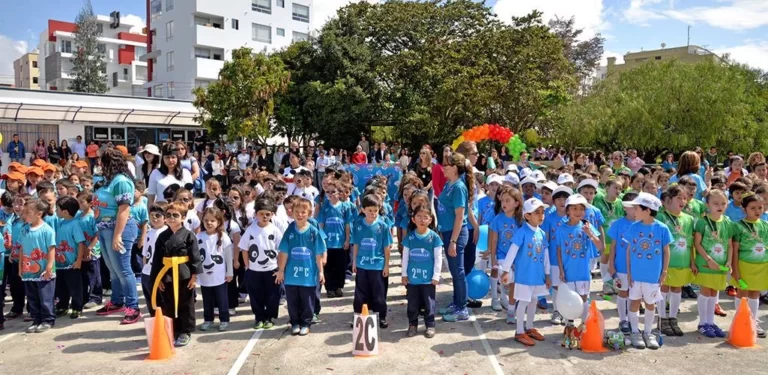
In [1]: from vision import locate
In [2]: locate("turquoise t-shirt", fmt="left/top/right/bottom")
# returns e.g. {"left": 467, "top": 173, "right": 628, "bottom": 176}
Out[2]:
{"left": 556, "top": 223, "right": 593, "bottom": 282}
{"left": 20, "top": 222, "right": 56, "bottom": 281}
{"left": 7, "top": 217, "right": 25, "bottom": 263}
{"left": 436, "top": 179, "right": 468, "bottom": 232}
{"left": 93, "top": 173, "right": 135, "bottom": 229}
{"left": 76, "top": 210, "right": 101, "bottom": 258}
{"left": 621, "top": 221, "right": 673, "bottom": 283}
{"left": 130, "top": 200, "right": 149, "bottom": 226}
{"left": 278, "top": 222, "right": 327, "bottom": 287}
{"left": 0, "top": 209, "right": 16, "bottom": 257}
{"left": 402, "top": 229, "right": 443, "bottom": 285}
{"left": 490, "top": 213, "right": 520, "bottom": 261}
{"left": 55, "top": 217, "right": 86, "bottom": 269}
{"left": 351, "top": 217, "right": 393, "bottom": 271}
{"left": 318, "top": 201, "right": 354, "bottom": 249}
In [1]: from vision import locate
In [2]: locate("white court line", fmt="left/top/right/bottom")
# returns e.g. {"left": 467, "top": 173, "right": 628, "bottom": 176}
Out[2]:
{"left": 227, "top": 329, "right": 264, "bottom": 375}
{"left": 469, "top": 311, "right": 504, "bottom": 375}
{"left": 0, "top": 333, "right": 17, "bottom": 344}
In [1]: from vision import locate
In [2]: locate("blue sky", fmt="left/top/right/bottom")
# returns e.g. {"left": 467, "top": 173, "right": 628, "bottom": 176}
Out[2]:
{"left": 2, "top": 0, "right": 767, "bottom": 81}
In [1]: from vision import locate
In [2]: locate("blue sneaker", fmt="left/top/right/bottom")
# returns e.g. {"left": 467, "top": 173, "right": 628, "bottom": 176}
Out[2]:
{"left": 537, "top": 297, "right": 548, "bottom": 310}
{"left": 438, "top": 304, "right": 457, "bottom": 316}
{"left": 698, "top": 324, "right": 716, "bottom": 338}
{"left": 710, "top": 324, "right": 726, "bottom": 338}
{"left": 443, "top": 307, "right": 469, "bottom": 322}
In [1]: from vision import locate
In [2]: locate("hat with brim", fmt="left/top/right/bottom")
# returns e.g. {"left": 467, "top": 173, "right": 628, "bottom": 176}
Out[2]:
{"left": 143, "top": 144, "right": 161, "bottom": 156}
{"left": 577, "top": 179, "right": 599, "bottom": 192}
{"left": 565, "top": 194, "right": 589, "bottom": 207}
{"left": 557, "top": 173, "right": 574, "bottom": 185}
{"left": 487, "top": 174, "right": 504, "bottom": 185}
{"left": 523, "top": 198, "right": 549, "bottom": 215}
{"left": 25, "top": 167, "right": 44, "bottom": 177}
{"left": 520, "top": 176, "right": 537, "bottom": 186}
{"left": 2, "top": 171, "right": 25, "bottom": 182}
{"left": 622, "top": 192, "right": 661, "bottom": 211}
{"left": 42, "top": 164, "right": 56, "bottom": 173}
{"left": 31, "top": 159, "right": 47, "bottom": 168}
{"left": 537, "top": 181, "right": 558, "bottom": 192}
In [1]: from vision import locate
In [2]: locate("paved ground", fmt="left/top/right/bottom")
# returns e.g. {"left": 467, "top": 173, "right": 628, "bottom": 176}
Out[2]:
{"left": 1, "top": 253, "right": 767, "bottom": 375}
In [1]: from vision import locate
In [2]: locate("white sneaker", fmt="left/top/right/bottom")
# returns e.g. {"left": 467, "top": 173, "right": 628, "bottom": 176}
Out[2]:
{"left": 228, "top": 309, "right": 237, "bottom": 316}
{"left": 491, "top": 298, "right": 502, "bottom": 312}
{"left": 643, "top": 332, "right": 660, "bottom": 350}
{"left": 551, "top": 311, "right": 564, "bottom": 325}
{"left": 500, "top": 297, "right": 510, "bottom": 310}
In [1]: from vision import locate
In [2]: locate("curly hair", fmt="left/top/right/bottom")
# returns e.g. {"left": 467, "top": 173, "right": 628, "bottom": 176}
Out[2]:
{"left": 100, "top": 148, "right": 133, "bottom": 183}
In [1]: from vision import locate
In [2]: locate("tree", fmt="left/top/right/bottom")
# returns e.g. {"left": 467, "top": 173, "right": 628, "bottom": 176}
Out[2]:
{"left": 548, "top": 16, "right": 605, "bottom": 95}
{"left": 193, "top": 48, "right": 290, "bottom": 143}
{"left": 69, "top": 0, "right": 107, "bottom": 93}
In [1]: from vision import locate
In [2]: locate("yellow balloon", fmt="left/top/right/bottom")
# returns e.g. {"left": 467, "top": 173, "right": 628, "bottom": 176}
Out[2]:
{"left": 452, "top": 135, "right": 465, "bottom": 150}
{"left": 0, "top": 133, "right": 3, "bottom": 145}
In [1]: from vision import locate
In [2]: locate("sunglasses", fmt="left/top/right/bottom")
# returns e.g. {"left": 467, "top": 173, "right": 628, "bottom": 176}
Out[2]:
{"left": 166, "top": 212, "right": 182, "bottom": 219}
{"left": 150, "top": 212, "right": 165, "bottom": 219}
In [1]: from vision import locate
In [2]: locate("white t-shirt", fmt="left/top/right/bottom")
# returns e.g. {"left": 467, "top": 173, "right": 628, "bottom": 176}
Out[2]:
{"left": 237, "top": 153, "right": 251, "bottom": 170}
{"left": 147, "top": 168, "right": 193, "bottom": 202}
{"left": 197, "top": 231, "right": 233, "bottom": 287}
{"left": 184, "top": 210, "right": 201, "bottom": 232}
{"left": 239, "top": 223, "right": 283, "bottom": 272}
{"left": 127, "top": 163, "right": 136, "bottom": 179}
{"left": 282, "top": 166, "right": 309, "bottom": 192}
{"left": 272, "top": 205, "right": 292, "bottom": 233}
{"left": 141, "top": 226, "right": 167, "bottom": 275}
{"left": 195, "top": 198, "right": 216, "bottom": 214}
{"left": 211, "top": 160, "right": 225, "bottom": 176}
{"left": 316, "top": 156, "right": 330, "bottom": 172}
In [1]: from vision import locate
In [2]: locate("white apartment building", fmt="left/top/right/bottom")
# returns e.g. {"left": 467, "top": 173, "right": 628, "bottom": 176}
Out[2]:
{"left": 37, "top": 13, "right": 148, "bottom": 96}
{"left": 143, "top": 0, "right": 313, "bottom": 100}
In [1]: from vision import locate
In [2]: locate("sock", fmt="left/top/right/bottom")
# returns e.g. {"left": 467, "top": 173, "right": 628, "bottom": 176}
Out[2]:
{"left": 508, "top": 297, "right": 516, "bottom": 316}
{"left": 516, "top": 301, "right": 527, "bottom": 334}
{"left": 617, "top": 296, "right": 627, "bottom": 322}
{"left": 706, "top": 296, "right": 716, "bottom": 325}
{"left": 628, "top": 310, "right": 640, "bottom": 333}
{"left": 600, "top": 262, "right": 611, "bottom": 282}
{"left": 669, "top": 292, "right": 682, "bottom": 318}
{"left": 552, "top": 289, "right": 558, "bottom": 312}
{"left": 658, "top": 292, "right": 668, "bottom": 318}
{"left": 490, "top": 277, "right": 499, "bottom": 300}
{"left": 590, "top": 258, "right": 598, "bottom": 272}
{"left": 644, "top": 307, "right": 655, "bottom": 335}
{"left": 580, "top": 300, "right": 589, "bottom": 323}
{"left": 748, "top": 298, "right": 760, "bottom": 321}
{"left": 526, "top": 299, "right": 536, "bottom": 331}
{"left": 697, "top": 294, "right": 706, "bottom": 325}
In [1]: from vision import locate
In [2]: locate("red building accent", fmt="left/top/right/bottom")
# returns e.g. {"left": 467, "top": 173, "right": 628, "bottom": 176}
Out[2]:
{"left": 117, "top": 32, "right": 148, "bottom": 65}
{"left": 146, "top": 0, "right": 153, "bottom": 96}
{"left": 117, "top": 32, "right": 147, "bottom": 43}
{"left": 48, "top": 20, "right": 77, "bottom": 42}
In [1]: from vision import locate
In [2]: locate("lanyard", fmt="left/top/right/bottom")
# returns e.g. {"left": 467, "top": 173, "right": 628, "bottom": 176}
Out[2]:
{"left": 663, "top": 211, "right": 679, "bottom": 230}
{"left": 740, "top": 220, "right": 758, "bottom": 237}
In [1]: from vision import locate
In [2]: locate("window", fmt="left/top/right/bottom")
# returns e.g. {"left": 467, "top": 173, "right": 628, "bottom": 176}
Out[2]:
{"left": 32, "top": 61, "right": 37, "bottom": 68}
{"left": 166, "top": 0, "right": 174, "bottom": 11}
{"left": 167, "top": 51, "right": 174, "bottom": 71}
{"left": 97, "top": 43, "right": 106, "bottom": 54}
{"left": 168, "top": 82, "right": 175, "bottom": 98}
{"left": 96, "top": 23, "right": 103, "bottom": 34}
{"left": 32, "top": 77, "right": 38, "bottom": 84}
{"left": 292, "top": 31, "right": 309, "bottom": 42}
{"left": 195, "top": 48, "right": 211, "bottom": 59}
{"left": 232, "top": 19, "right": 239, "bottom": 30}
{"left": 194, "top": 16, "right": 211, "bottom": 26}
{"left": 166, "top": 21, "right": 174, "bottom": 40}
{"left": 277, "top": 0, "right": 285, "bottom": 7}
{"left": 150, "top": 0, "right": 162, "bottom": 15}
{"left": 252, "top": 23, "right": 271, "bottom": 44}
{"left": 252, "top": 0, "right": 271, "bottom": 14}
{"left": 60, "top": 40, "right": 72, "bottom": 53}
{"left": 135, "top": 46, "right": 147, "bottom": 59}
{"left": 123, "top": 68, "right": 129, "bottom": 80}
{"left": 292, "top": 3, "right": 310, "bottom": 23}
{"left": 154, "top": 84, "right": 164, "bottom": 98}
{"left": 277, "top": 28, "right": 285, "bottom": 37}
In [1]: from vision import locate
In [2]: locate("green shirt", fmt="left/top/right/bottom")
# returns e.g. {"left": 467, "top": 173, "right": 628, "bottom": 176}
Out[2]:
{"left": 593, "top": 195, "right": 624, "bottom": 244}
{"left": 733, "top": 219, "right": 768, "bottom": 264}
{"left": 684, "top": 199, "right": 707, "bottom": 218}
{"left": 657, "top": 210, "right": 695, "bottom": 269}
{"left": 694, "top": 216, "right": 733, "bottom": 274}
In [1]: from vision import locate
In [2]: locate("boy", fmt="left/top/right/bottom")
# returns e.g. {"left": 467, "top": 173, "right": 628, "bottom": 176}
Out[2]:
{"left": 608, "top": 192, "right": 639, "bottom": 334}
{"left": 318, "top": 180, "right": 354, "bottom": 298}
{"left": 131, "top": 181, "right": 149, "bottom": 276}
{"left": 240, "top": 198, "right": 283, "bottom": 329}
{"left": 593, "top": 178, "right": 624, "bottom": 295}
{"left": 622, "top": 192, "right": 672, "bottom": 350}
{"left": 150, "top": 202, "right": 201, "bottom": 347}
{"left": 275, "top": 198, "right": 326, "bottom": 336}
{"left": 520, "top": 177, "right": 540, "bottom": 201}
{"left": 725, "top": 182, "right": 747, "bottom": 222}
{"left": 292, "top": 170, "right": 320, "bottom": 210}
{"left": 4, "top": 193, "right": 28, "bottom": 321}
{"left": 20, "top": 198, "right": 57, "bottom": 333}
{"left": 77, "top": 191, "right": 102, "bottom": 309}
{"left": 56, "top": 179, "right": 78, "bottom": 198}
{"left": 36, "top": 181, "right": 59, "bottom": 229}
{"left": 80, "top": 175, "right": 94, "bottom": 192}
{"left": 541, "top": 185, "right": 572, "bottom": 324}
{"left": 53, "top": 196, "right": 87, "bottom": 319}
{"left": 575, "top": 179, "right": 606, "bottom": 283}
{"left": 142, "top": 202, "right": 167, "bottom": 316}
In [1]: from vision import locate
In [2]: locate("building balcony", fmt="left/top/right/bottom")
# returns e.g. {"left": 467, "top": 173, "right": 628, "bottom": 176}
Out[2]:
{"left": 196, "top": 24, "right": 225, "bottom": 48}
{"left": 196, "top": 57, "right": 224, "bottom": 80}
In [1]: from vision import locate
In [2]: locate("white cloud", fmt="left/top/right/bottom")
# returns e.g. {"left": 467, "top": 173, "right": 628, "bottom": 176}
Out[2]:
{"left": 601, "top": 50, "right": 625, "bottom": 66}
{"left": 623, "top": 0, "right": 666, "bottom": 26}
{"left": 492, "top": 0, "right": 606, "bottom": 39}
{"left": 626, "top": 0, "right": 768, "bottom": 30}
{"left": 121, "top": 13, "right": 146, "bottom": 33}
{"left": 715, "top": 41, "right": 768, "bottom": 71}
{"left": 0, "top": 35, "right": 28, "bottom": 84}
{"left": 311, "top": 0, "right": 379, "bottom": 32}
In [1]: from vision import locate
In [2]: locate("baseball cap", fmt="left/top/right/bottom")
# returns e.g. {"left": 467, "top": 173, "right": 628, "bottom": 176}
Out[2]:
{"left": 623, "top": 192, "right": 662, "bottom": 211}
{"left": 505, "top": 164, "right": 518, "bottom": 174}
{"left": 576, "top": 179, "right": 599, "bottom": 192}
{"left": 557, "top": 173, "right": 574, "bottom": 185}
{"left": 565, "top": 194, "right": 589, "bottom": 207}
{"left": 8, "top": 162, "right": 27, "bottom": 174}
{"left": 552, "top": 186, "right": 574, "bottom": 198}
{"left": 42, "top": 163, "right": 56, "bottom": 172}
{"left": 519, "top": 168, "right": 532, "bottom": 179}
{"left": 537, "top": 181, "right": 558, "bottom": 192}
{"left": 532, "top": 170, "right": 546, "bottom": 182}
{"left": 2, "top": 171, "right": 25, "bottom": 182}
{"left": 25, "top": 167, "right": 44, "bottom": 177}
{"left": 503, "top": 174, "right": 520, "bottom": 186}
{"left": 522, "top": 198, "right": 549, "bottom": 215}
{"left": 74, "top": 160, "right": 89, "bottom": 168}
{"left": 31, "top": 159, "right": 47, "bottom": 168}
{"left": 486, "top": 174, "right": 504, "bottom": 185}
{"left": 520, "top": 176, "right": 537, "bottom": 186}
{"left": 115, "top": 145, "right": 129, "bottom": 156}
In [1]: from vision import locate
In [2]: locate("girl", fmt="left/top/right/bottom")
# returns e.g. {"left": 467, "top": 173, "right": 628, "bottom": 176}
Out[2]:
{"left": 4, "top": 193, "right": 28, "bottom": 320}
{"left": 26, "top": 167, "right": 43, "bottom": 196}
{"left": 488, "top": 185, "right": 522, "bottom": 315}
{"left": 731, "top": 192, "right": 768, "bottom": 338}
{"left": 656, "top": 186, "right": 695, "bottom": 337}
{"left": 629, "top": 173, "right": 645, "bottom": 193}
{"left": 395, "top": 177, "right": 422, "bottom": 250}
{"left": 402, "top": 204, "right": 443, "bottom": 339}
{"left": 500, "top": 198, "right": 551, "bottom": 347}
{"left": 20, "top": 198, "right": 57, "bottom": 333}
{"left": 147, "top": 143, "right": 194, "bottom": 206}
{"left": 642, "top": 180, "right": 659, "bottom": 198}
{"left": 227, "top": 186, "right": 251, "bottom": 230}
{"left": 657, "top": 172, "right": 670, "bottom": 194}
{"left": 68, "top": 174, "right": 82, "bottom": 192}
{"left": 174, "top": 188, "right": 200, "bottom": 233}
{"left": 196, "top": 179, "right": 222, "bottom": 221}
{"left": 679, "top": 175, "right": 707, "bottom": 218}
{"left": 693, "top": 189, "right": 732, "bottom": 338}
{"left": 478, "top": 175, "right": 502, "bottom": 226}
{"left": 725, "top": 156, "right": 748, "bottom": 186}
{"left": 213, "top": 198, "right": 243, "bottom": 316}
{"left": 197, "top": 207, "right": 233, "bottom": 332}
{"left": 3, "top": 171, "right": 25, "bottom": 194}
{"left": 318, "top": 180, "right": 353, "bottom": 298}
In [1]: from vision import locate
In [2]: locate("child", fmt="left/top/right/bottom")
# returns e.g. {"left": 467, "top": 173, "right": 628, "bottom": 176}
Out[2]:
{"left": 726, "top": 182, "right": 748, "bottom": 222}
{"left": 4, "top": 193, "right": 28, "bottom": 320}
{"left": 478, "top": 175, "right": 502, "bottom": 225}
{"left": 196, "top": 179, "right": 222, "bottom": 221}
{"left": 731, "top": 192, "right": 768, "bottom": 338}
{"left": 174, "top": 188, "right": 200, "bottom": 233}
{"left": 402, "top": 204, "right": 442, "bottom": 338}
{"left": 55, "top": 179, "right": 76, "bottom": 198}
{"left": 594, "top": 178, "right": 624, "bottom": 292}
{"left": 693, "top": 189, "right": 732, "bottom": 338}
{"left": 26, "top": 167, "right": 43, "bottom": 196}
{"left": 131, "top": 181, "right": 149, "bottom": 276}
{"left": 240, "top": 198, "right": 283, "bottom": 329}
{"left": 76, "top": 192, "right": 102, "bottom": 309}
{"left": 542, "top": 186, "right": 572, "bottom": 324}
{"left": 53, "top": 196, "right": 86, "bottom": 319}
{"left": 656, "top": 185, "right": 695, "bottom": 337}
{"left": 607, "top": 192, "right": 638, "bottom": 333}
{"left": 520, "top": 177, "right": 540, "bottom": 201}
{"left": 575, "top": 179, "right": 607, "bottom": 290}
{"left": 622, "top": 192, "right": 671, "bottom": 350}
{"left": 680, "top": 176, "right": 707, "bottom": 218}
{"left": 68, "top": 174, "right": 82, "bottom": 192}
{"left": 197, "top": 207, "right": 234, "bottom": 332}
{"left": 3, "top": 171, "right": 25, "bottom": 194}
{"left": 150, "top": 202, "right": 201, "bottom": 347}
{"left": 642, "top": 179, "right": 659, "bottom": 198}
{"left": 36, "top": 182, "right": 58, "bottom": 229}
{"left": 351, "top": 194, "right": 392, "bottom": 328}
{"left": 318, "top": 180, "right": 353, "bottom": 298}
{"left": 42, "top": 164, "right": 56, "bottom": 183}
{"left": 80, "top": 175, "right": 93, "bottom": 192}
{"left": 488, "top": 185, "right": 522, "bottom": 316}
{"left": 276, "top": 198, "right": 326, "bottom": 336}
{"left": 141, "top": 202, "right": 167, "bottom": 316}
{"left": 500, "top": 198, "right": 551, "bottom": 347}
{"left": 20, "top": 198, "right": 57, "bottom": 333}
{"left": 292, "top": 170, "right": 320, "bottom": 208}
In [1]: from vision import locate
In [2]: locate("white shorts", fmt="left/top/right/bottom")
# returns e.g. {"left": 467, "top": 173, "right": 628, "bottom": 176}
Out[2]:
{"left": 566, "top": 281, "right": 590, "bottom": 296}
{"left": 614, "top": 273, "right": 629, "bottom": 292}
{"left": 513, "top": 283, "right": 549, "bottom": 302}
{"left": 551, "top": 267, "right": 562, "bottom": 286}
{"left": 629, "top": 281, "right": 661, "bottom": 305}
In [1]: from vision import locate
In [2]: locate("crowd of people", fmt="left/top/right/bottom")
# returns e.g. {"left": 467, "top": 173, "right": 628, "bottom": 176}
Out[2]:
{"left": 1, "top": 131, "right": 766, "bottom": 353}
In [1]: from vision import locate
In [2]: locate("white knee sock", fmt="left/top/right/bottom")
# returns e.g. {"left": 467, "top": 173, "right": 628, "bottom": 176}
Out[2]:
{"left": 748, "top": 298, "right": 760, "bottom": 322}
{"left": 697, "top": 294, "right": 706, "bottom": 325}
{"left": 706, "top": 296, "right": 717, "bottom": 325}
{"left": 552, "top": 288, "right": 558, "bottom": 311}
{"left": 600, "top": 262, "right": 611, "bottom": 282}
{"left": 590, "top": 258, "right": 598, "bottom": 272}
{"left": 628, "top": 309, "right": 640, "bottom": 333}
{"left": 658, "top": 292, "right": 668, "bottom": 318}
{"left": 644, "top": 306, "right": 655, "bottom": 335}
{"left": 669, "top": 292, "right": 682, "bottom": 318}
{"left": 580, "top": 300, "right": 589, "bottom": 323}
{"left": 526, "top": 299, "right": 537, "bottom": 331}
{"left": 490, "top": 277, "right": 499, "bottom": 300}
{"left": 516, "top": 301, "right": 527, "bottom": 334}
{"left": 617, "top": 296, "right": 627, "bottom": 322}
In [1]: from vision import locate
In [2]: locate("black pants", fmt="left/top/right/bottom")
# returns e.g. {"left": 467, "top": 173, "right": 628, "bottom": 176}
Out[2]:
{"left": 285, "top": 285, "right": 314, "bottom": 327}
{"left": 354, "top": 269, "right": 387, "bottom": 320}
{"left": 55, "top": 268, "right": 83, "bottom": 311}
{"left": 7, "top": 261, "right": 26, "bottom": 314}
{"left": 315, "top": 284, "right": 322, "bottom": 315}
{"left": 160, "top": 278, "right": 195, "bottom": 336}
{"left": 346, "top": 250, "right": 354, "bottom": 280}
{"left": 81, "top": 259, "right": 102, "bottom": 304}
{"left": 100, "top": 256, "right": 111, "bottom": 291}
{"left": 464, "top": 228, "right": 477, "bottom": 276}
{"left": 227, "top": 267, "right": 242, "bottom": 309}
{"left": 26, "top": 279, "right": 56, "bottom": 325}
{"left": 130, "top": 243, "right": 143, "bottom": 275}
{"left": 325, "top": 249, "right": 347, "bottom": 291}
{"left": 141, "top": 274, "right": 156, "bottom": 316}
{"left": 202, "top": 283, "right": 229, "bottom": 323}
{"left": 407, "top": 284, "right": 436, "bottom": 327}
{"left": 245, "top": 269, "right": 280, "bottom": 322}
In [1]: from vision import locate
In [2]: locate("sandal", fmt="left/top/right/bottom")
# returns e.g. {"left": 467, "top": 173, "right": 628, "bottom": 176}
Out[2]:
{"left": 526, "top": 328, "right": 545, "bottom": 341}
{"left": 515, "top": 332, "right": 536, "bottom": 346}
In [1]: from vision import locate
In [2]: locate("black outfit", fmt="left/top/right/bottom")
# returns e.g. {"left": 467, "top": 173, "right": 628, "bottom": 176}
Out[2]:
{"left": 255, "top": 155, "right": 269, "bottom": 171}
{"left": 59, "top": 146, "right": 71, "bottom": 163}
{"left": 150, "top": 227, "right": 201, "bottom": 336}
{"left": 55, "top": 268, "right": 83, "bottom": 312}
{"left": 47, "top": 146, "right": 61, "bottom": 164}
{"left": 245, "top": 269, "right": 280, "bottom": 322}
{"left": 414, "top": 163, "right": 432, "bottom": 187}
{"left": 325, "top": 248, "right": 347, "bottom": 292}
{"left": 407, "top": 284, "right": 436, "bottom": 328}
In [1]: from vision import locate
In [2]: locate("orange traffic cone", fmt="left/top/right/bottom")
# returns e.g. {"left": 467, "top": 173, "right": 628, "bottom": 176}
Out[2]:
{"left": 361, "top": 304, "right": 369, "bottom": 316}
{"left": 728, "top": 298, "right": 757, "bottom": 348}
{"left": 581, "top": 301, "right": 608, "bottom": 353}
{"left": 147, "top": 308, "right": 175, "bottom": 361}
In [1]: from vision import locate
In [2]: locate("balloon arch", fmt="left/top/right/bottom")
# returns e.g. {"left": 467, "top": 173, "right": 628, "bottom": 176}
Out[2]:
{"left": 451, "top": 124, "right": 527, "bottom": 161}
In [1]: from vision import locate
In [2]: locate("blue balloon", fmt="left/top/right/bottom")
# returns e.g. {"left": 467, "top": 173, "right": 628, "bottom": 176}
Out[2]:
{"left": 467, "top": 269, "right": 490, "bottom": 300}
{"left": 476, "top": 225, "right": 489, "bottom": 252}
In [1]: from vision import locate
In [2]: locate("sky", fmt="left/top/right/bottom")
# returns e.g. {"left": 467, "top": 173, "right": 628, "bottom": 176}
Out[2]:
{"left": 1, "top": 0, "right": 767, "bottom": 83}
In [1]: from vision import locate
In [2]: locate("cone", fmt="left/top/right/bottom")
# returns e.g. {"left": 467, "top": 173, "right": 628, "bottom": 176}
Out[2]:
{"left": 581, "top": 301, "right": 608, "bottom": 353}
{"left": 361, "top": 304, "right": 369, "bottom": 316}
{"left": 728, "top": 298, "right": 757, "bottom": 348}
{"left": 147, "top": 308, "right": 174, "bottom": 361}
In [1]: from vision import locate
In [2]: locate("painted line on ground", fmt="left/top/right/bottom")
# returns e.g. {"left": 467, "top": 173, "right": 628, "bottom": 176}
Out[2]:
{"left": 227, "top": 329, "right": 264, "bottom": 375}
{"left": 0, "top": 332, "right": 18, "bottom": 344}
{"left": 469, "top": 311, "right": 504, "bottom": 375}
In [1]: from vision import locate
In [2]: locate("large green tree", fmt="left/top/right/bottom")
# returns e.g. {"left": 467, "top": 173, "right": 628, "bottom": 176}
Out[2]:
{"left": 69, "top": 0, "right": 107, "bottom": 93}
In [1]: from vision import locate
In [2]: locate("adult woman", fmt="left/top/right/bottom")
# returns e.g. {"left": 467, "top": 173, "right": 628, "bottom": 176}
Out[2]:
{"left": 59, "top": 140, "right": 71, "bottom": 166}
{"left": 593, "top": 151, "right": 606, "bottom": 168}
{"left": 694, "top": 147, "right": 710, "bottom": 180}
{"left": 47, "top": 140, "right": 60, "bottom": 164}
{"left": 176, "top": 141, "right": 202, "bottom": 194}
{"left": 327, "top": 148, "right": 337, "bottom": 165}
{"left": 139, "top": 144, "right": 161, "bottom": 187}
{"left": 573, "top": 152, "right": 587, "bottom": 172}
{"left": 432, "top": 145, "right": 452, "bottom": 199}
{"left": 669, "top": 151, "right": 708, "bottom": 200}
{"left": 273, "top": 146, "right": 286, "bottom": 173}
{"left": 211, "top": 153, "right": 225, "bottom": 186}
{"left": 351, "top": 145, "right": 367, "bottom": 164}
{"left": 398, "top": 148, "right": 410, "bottom": 172}
{"left": 455, "top": 141, "right": 482, "bottom": 308}
{"left": 414, "top": 147, "right": 433, "bottom": 196}
{"left": 661, "top": 152, "right": 677, "bottom": 172}
{"left": 500, "top": 147, "right": 510, "bottom": 163}
{"left": 64, "top": 153, "right": 81, "bottom": 176}
{"left": 747, "top": 152, "right": 765, "bottom": 172}
{"left": 34, "top": 138, "right": 48, "bottom": 161}
{"left": 147, "top": 143, "right": 193, "bottom": 206}
{"left": 255, "top": 147, "right": 269, "bottom": 171}
{"left": 609, "top": 151, "right": 631, "bottom": 175}
{"left": 339, "top": 149, "right": 349, "bottom": 165}
{"left": 94, "top": 148, "right": 140, "bottom": 324}
{"left": 475, "top": 154, "right": 488, "bottom": 173}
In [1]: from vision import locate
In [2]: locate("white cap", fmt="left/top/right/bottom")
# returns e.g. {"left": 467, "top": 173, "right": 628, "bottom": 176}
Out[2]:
{"left": 487, "top": 174, "right": 504, "bottom": 185}
{"left": 520, "top": 168, "right": 533, "bottom": 179}
{"left": 505, "top": 164, "right": 518, "bottom": 174}
{"left": 565, "top": 194, "right": 589, "bottom": 207}
{"left": 523, "top": 198, "right": 549, "bottom": 215}
{"left": 576, "top": 178, "right": 599, "bottom": 192}
{"left": 473, "top": 167, "right": 484, "bottom": 176}
{"left": 537, "top": 181, "right": 558, "bottom": 192}
{"left": 503, "top": 174, "right": 520, "bottom": 186}
{"left": 142, "top": 144, "right": 161, "bottom": 156}
{"left": 552, "top": 186, "right": 573, "bottom": 197}
{"left": 623, "top": 192, "right": 662, "bottom": 211}
{"left": 520, "top": 176, "right": 537, "bottom": 186}
{"left": 557, "top": 173, "right": 574, "bottom": 185}
{"left": 533, "top": 170, "right": 546, "bottom": 182}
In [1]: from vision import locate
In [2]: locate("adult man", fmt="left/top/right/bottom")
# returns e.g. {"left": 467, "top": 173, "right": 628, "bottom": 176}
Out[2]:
{"left": 358, "top": 134, "right": 370, "bottom": 155}
{"left": 237, "top": 148, "right": 251, "bottom": 170}
{"left": 7, "top": 134, "right": 25, "bottom": 163}
{"left": 72, "top": 135, "right": 87, "bottom": 159}
{"left": 626, "top": 149, "right": 645, "bottom": 174}
{"left": 375, "top": 142, "right": 388, "bottom": 163}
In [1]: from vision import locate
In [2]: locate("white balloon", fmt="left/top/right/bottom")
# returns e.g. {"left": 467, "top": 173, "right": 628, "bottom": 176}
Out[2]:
{"left": 556, "top": 283, "right": 584, "bottom": 321}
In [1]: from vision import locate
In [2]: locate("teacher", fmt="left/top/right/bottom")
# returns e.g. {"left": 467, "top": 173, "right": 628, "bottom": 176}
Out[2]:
{"left": 455, "top": 141, "right": 482, "bottom": 308}
{"left": 94, "top": 148, "right": 140, "bottom": 324}
{"left": 147, "top": 143, "right": 193, "bottom": 206}
{"left": 669, "top": 151, "right": 708, "bottom": 200}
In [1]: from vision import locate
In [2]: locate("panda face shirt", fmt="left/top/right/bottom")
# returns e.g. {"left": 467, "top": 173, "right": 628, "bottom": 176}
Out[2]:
{"left": 196, "top": 231, "right": 233, "bottom": 287}
{"left": 239, "top": 222, "right": 283, "bottom": 272}
{"left": 141, "top": 226, "right": 167, "bottom": 276}
{"left": 184, "top": 210, "right": 201, "bottom": 232}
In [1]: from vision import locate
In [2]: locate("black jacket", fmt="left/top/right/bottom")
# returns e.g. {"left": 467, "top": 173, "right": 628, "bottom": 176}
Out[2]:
{"left": 150, "top": 227, "right": 202, "bottom": 283}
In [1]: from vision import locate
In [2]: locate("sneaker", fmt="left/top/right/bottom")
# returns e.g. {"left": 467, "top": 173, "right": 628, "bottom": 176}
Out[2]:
{"left": 438, "top": 304, "right": 457, "bottom": 316}
{"left": 526, "top": 328, "right": 545, "bottom": 341}
{"left": 602, "top": 280, "right": 616, "bottom": 295}
{"left": 336, "top": 288, "right": 344, "bottom": 297}
{"left": 619, "top": 320, "right": 631, "bottom": 334}
{"left": 299, "top": 326, "right": 310, "bottom": 336}
{"left": 506, "top": 312, "right": 516, "bottom": 324}
{"left": 425, "top": 327, "right": 436, "bottom": 338}
{"left": 219, "top": 322, "right": 229, "bottom": 331}
{"left": 643, "top": 332, "right": 660, "bottom": 350}
{"left": 312, "top": 314, "right": 320, "bottom": 324}
{"left": 630, "top": 332, "right": 646, "bottom": 349}
{"left": 228, "top": 309, "right": 237, "bottom": 316}
{"left": 214, "top": 308, "right": 219, "bottom": 316}
{"left": 4, "top": 311, "right": 21, "bottom": 320}
{"left": 120, "top": 307, "right": 141, "bottom": 324}
{"left": 515, "top": 332, "right": 536, "bottom": 346}
{"left": 537, "top": 297, "right": 548, "bottom": 310}
{"left": 291, "top": 325, "right": 300, "bottom": 335}
{"left": 263, "top": 320, "right": 275, "bottom": 329}
{"left": 55, "top": 308, "right": 69, "bottom": 317}
{"left": 726, "top": 285, "right": 738, "bottom": 297}
{"left": 174, "top": 333, "right": 191, "bottom": 347}
{"left": 70, "top": 310, "right": 81, "bottom": 319}
{"left": 467, "top": 299, "right": 483, "bottom": 308}
{"left": 682, "top": 285, "right": 697, "bottom": 299}
{"left": 96, "top": 302, "right": 125, "bottom": 316}
{"left": 500, "top": 297, "right": 510, "bottom": 310}
{"left": 25, "top": 324, "right": 38, "bottom": 333}
{"left": 279, "top": 298, "right": 287, "bottom": 306}
{"left": 668, "top": 317, "right": 684, "bottom": 336}
{"left": 551, "top": 311, "right": 564, "bottom": 325}
{"left": 327, "top": 290, "right": 337, "bottom": 298}
{"left": 83, "top": 301, "right": 99, "bottom": 309}
{"left": 491, "top": 298, "right": 502, "bottom": 312}
{"left": 253, "top": 321, "right": 265, "bottom": 330}
{"left": 659, "top": 318, "right": 674, "bottom": 336}
{"left": 698, "top": 324, "right": 716, "bottom": 338}
{"left": 34, "top": 323, "right": 52, "bottom": 333}
{"left": 407, "top": 325, "right": 418, "bottom": 337}
{"left": 104, "top": 289, "right": 112, "bottom": 296}
{"left": 710, "top": 324, "right": 726, "bottom": 338}
{"left": 443, "top": 307, "right": 469, "bottom": 322}
{"left": 714, "top": 303, "right": 727, "bottom": 317}
{"left": 757, "top": 325, "right": 766, "bottom": 338}
{"left": 201, "top": 322, "right": 213, "bottom": 331}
